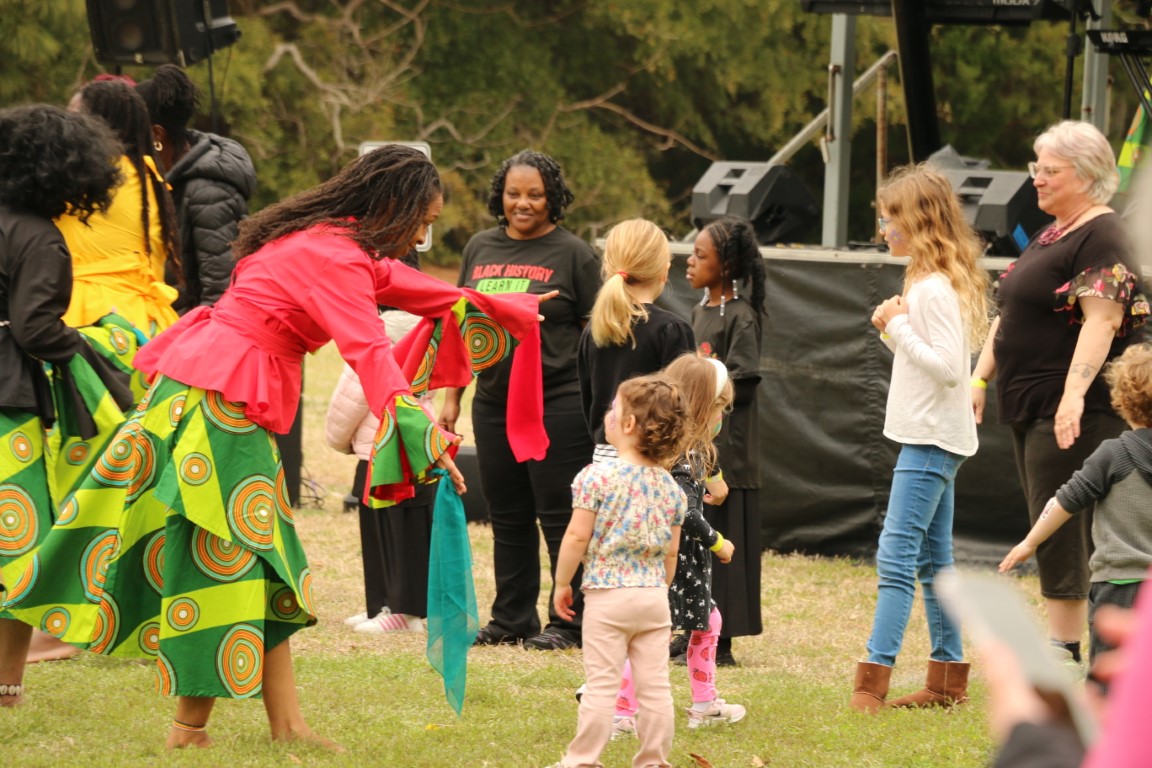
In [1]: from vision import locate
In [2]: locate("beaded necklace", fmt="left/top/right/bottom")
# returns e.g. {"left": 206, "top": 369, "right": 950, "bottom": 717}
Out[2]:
{"left": 1036, "top": 204, "right": 1093, "bottom": 246}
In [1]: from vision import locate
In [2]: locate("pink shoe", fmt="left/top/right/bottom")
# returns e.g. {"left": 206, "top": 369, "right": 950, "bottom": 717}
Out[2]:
{"left": 355, "top": 613, "right": 425, "bottom": 633}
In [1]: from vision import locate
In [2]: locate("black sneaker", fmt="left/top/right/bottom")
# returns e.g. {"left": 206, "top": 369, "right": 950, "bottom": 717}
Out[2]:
{"left": 523, "top": 628, "right": 581, "bottom": 650}
{"left": 669, "top": 631, "right": 690, "bottom": 660}
{"left": 473, "top": 625, "right": 522, "bottom": 647}
{"left": 715, "top": 647, "right": 738, "bottom": 667}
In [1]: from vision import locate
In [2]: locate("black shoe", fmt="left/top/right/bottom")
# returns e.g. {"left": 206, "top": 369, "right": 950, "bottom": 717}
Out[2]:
{"left": 715, "top": 647, "right": 738, "bottom": 667}
{"left": 669, "top": 631, "right": 690, "bottom": 659}
{"left": 473, "top": 625, "right": 522, "bottom": 647}
{"left": 523, "top": 628, "right": 581, "bottom": 650}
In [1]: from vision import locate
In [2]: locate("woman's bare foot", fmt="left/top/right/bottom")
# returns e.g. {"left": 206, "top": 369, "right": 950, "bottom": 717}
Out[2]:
{"left": 0, "top": 689, "right": 22, "bottom": 708}
{"left": 272, "top": 726, "right": 345, "bottom": 752}
{"left": 166, "top": 726, "right": 213, "bottom": 749}
{"left": 26, "top": 631, "right": 79, "bottom": 664}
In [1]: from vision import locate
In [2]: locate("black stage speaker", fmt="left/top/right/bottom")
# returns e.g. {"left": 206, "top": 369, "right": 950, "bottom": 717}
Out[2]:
{"left": 86, "top": 0, "right": 240, "bottom": 67}
{"left": 691, "top": 162, "right": 820, "bottom": 245}
{"left": 938, "top": 169, "right": 1052, "bottom": 256}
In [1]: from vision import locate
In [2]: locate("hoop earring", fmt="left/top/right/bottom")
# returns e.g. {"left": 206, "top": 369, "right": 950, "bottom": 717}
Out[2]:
{"left": 154, "top": 140, "right": 163, "bottom": 152}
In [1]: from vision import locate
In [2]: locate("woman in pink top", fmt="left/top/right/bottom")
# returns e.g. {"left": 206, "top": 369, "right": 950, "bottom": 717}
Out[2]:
{"left": 0, "top": 145, "right": 545, "bottom": 750}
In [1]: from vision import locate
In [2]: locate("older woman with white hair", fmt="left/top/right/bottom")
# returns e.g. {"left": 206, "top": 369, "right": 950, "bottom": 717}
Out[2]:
{"left": 971, "top": 120, "right": 1149, "bottom": 669}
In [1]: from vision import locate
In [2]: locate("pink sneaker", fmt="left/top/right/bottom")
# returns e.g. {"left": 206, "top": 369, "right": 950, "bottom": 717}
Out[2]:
{"left": 355, "top": 613, "right": 425, "bottom": 633}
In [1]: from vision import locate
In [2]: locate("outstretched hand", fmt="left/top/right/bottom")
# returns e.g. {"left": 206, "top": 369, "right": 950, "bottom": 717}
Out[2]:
{"left": 536, "top": 290, "right": 560, "bottom": 321}
{"left": 999, "top": 542, "right": 1035, "bottom": 573}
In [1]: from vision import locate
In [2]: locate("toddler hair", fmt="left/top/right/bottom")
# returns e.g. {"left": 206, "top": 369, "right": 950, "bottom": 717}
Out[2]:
{"left": 661, "top": 353, "right": 733, "bottom": 474}
{"left": 876, "top": 163, "right": 990, "bottom": 348}
{"left": 1105, "top": 343, "right": 1152, "bottom": 428}
{"left": 590, "top": 218, "right": 671, "bottom": 348}
{"left": 616, "top": 375, "right": 688, "bottom": 467}
{"left": 701, "top": 215, "right": 767, "bottom": 315}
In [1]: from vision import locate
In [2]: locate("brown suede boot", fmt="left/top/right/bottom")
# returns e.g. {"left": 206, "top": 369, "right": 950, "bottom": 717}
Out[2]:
{"left": 849, "top": 661, "right": 892, "bottom": 713}
{"left": 887, "top": 659, "right": 969, "bottom": 708}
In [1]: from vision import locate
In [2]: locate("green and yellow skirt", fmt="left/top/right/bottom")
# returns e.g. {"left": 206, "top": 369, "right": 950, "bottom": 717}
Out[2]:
{"left": 0, "top": 375, "right": 314, "bottom": 699}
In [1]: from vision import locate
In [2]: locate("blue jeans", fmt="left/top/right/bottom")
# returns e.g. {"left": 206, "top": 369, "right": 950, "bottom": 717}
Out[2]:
{"left": 866, "top": 444, "right": 965, "bottom": 666}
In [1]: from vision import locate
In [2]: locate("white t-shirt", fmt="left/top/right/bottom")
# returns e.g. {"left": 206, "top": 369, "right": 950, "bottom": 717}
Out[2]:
{"left": 880, "top": 273, "right": 978, "bottom": 457}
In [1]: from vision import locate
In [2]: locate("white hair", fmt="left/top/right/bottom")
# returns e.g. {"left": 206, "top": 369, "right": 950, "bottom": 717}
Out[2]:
{"left": 1033, "top": 120, "right": 1119, "bottom": 204}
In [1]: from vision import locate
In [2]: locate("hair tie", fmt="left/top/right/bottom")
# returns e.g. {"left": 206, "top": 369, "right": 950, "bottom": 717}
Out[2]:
{"left": 617, "top": 271, "right": 629, "bottom": 280}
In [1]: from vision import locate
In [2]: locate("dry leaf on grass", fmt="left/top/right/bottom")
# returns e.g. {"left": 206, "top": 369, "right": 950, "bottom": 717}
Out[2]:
{"left": 688, "top": 753, "right": 715, "bottom": 768}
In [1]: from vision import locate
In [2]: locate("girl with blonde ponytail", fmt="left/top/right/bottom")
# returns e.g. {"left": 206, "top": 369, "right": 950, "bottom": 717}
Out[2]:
{"left": 578, "top": 219, "right": 695, "bottom": 455}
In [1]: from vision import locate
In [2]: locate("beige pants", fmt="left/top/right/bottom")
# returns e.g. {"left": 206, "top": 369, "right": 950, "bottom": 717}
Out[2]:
{"left": 562, "top": 587, "right": 674, "bottom": 768}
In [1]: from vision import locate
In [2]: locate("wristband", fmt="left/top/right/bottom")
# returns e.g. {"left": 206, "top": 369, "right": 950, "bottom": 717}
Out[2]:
{"left": 706, "top": 470, "right": 723, "bottom": 484}
{"left": 709, "top": 533, "right": 726, "bottom": 553}
{"left": 970, "top": 377, "right": 987, "bottom": 389}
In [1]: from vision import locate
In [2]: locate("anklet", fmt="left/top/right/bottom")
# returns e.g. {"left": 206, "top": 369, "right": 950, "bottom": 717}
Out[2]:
{"left": 172, "top": 719, "right": 207, "bottom": 732}
{"left": 0, "top": 684, "right": 23, "bottom": 697}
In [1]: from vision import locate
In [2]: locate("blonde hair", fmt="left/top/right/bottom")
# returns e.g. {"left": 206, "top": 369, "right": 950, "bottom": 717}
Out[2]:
{"left": 877, "top": 164, "right": 991, "bottom": 348}
{"left": 661, "top": 353, "right": 734, "bottom": 475}
{"left": 590, "top": 218, "right": 671, "bottom": 347}
{"left": 616, "top": 375, "right": 688, "bottom": 467}
{"left": 1105, "top": 344, "right": 1152, "bottom": 428}
{"left": 1034, "top": 120, "right": 1119, "bottom": 205}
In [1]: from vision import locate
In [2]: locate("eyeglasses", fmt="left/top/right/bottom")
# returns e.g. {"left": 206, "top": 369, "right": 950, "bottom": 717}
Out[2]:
{"left": 1027, "top": 162, "right": 1073, "bottom": 179}
{"left": 877, "top": 216, "right": 890, "bottom": 233}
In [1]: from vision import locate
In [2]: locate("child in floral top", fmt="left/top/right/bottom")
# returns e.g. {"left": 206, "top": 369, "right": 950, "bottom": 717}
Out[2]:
{"left": 549, "top": 376, "right": 689, "bottom": 768}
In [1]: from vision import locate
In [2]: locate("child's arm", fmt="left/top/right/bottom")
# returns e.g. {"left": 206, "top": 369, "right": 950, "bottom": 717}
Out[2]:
{"left": 664, "top": 524, "right": 682, "bottom": 586}
{"left": 999, "top": 498, "right": 1073, "bottom": 572}
{"left": 703, "top": 472, "right": 729, "bottom": 506}
{"left": 554, "top": 507, "right": 596, "bottom": 621}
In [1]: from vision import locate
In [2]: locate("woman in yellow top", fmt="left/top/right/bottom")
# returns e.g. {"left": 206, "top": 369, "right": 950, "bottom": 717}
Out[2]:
{"left": 58, "top": 79, "right": 181, "bottom": 337}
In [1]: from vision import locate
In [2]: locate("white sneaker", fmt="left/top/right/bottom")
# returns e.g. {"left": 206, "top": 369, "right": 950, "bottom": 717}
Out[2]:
{"left": 344, "top": 607, "right": 390, "bottom": 627}
{"left": 355, "top": 613, "right": 425, "bottom": 633}
{"left": 686, "top": 698, "right": 746, "bottom": 729}
{"left": 611, "top": 715, "right": 637, "bottom": 740}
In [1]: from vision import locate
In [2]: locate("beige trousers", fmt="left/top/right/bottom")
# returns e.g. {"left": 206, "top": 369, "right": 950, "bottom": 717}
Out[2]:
{"left": 561, "top": 587, "right": 674, "bottom": 768}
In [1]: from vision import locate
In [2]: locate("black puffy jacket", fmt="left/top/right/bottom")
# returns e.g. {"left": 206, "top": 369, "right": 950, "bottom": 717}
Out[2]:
{"left": 167, "top": 130, "right": 256, "bottom": 311}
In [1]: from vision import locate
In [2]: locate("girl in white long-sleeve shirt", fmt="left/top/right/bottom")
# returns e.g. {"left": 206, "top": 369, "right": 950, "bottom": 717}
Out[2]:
{"left": 849, "top": 164, "right": 990, "bottom": 713}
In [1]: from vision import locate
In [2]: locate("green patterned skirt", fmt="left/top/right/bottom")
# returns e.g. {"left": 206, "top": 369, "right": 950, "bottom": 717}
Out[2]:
{"left": 0, "top": 375, "right": 314, "bottom": 699}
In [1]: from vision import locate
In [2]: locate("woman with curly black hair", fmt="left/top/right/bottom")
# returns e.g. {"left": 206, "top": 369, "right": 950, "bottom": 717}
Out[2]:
{"left": 440, "top": 150, "right": 602, "bottom": 650}
{"left": 0, "top": 103, "right": 134, "bottom": 707}
{"left": 59, "top": 79, "right": 181, "bottom": 337}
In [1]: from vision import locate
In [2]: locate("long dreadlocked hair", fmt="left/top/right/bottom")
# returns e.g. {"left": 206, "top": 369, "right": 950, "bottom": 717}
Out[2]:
{"left": 486, "top": 150, "right": 574, "bottom": 227}
{"left": 75, "top": 80, "right": 182, "bottom": 283}
{"left": 135, "top": 64, "right": 200, "bottom": 160}
{"left": 233, "top": 145, "right": 440, "bottom": 259}
{"left": 0, "top": 104, "right": 122, "bottom": 221}
{"left": 702, "top": 215, "right": 767, "bottom": 315}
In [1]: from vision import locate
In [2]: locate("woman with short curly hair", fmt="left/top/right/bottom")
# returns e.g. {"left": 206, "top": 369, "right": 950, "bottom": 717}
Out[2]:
{"left": 0, "top": 103, "right": 133, "bottom": 707}
{"left": 441, "top": 150, "right": 602, "bottom": 650}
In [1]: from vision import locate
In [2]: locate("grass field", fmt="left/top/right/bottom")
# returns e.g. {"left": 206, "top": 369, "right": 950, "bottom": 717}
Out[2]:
{"left": 0, "top": 324, "right": 1045, "bottom": 768}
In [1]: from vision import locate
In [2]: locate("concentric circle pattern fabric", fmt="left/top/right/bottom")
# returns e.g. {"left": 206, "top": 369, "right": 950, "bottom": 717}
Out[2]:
{"left": 0, "top": 376, "right": 314, "bottom": 698}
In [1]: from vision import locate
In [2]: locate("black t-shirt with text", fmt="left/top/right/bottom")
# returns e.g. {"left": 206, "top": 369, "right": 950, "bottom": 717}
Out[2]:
{"left": 458, "top": 226, "right": 601, "bottom": 404}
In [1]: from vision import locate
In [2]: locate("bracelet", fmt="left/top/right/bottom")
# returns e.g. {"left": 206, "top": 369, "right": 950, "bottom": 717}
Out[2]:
{"left": 0, "top": 683, "right": 23, "bottom": 697}
{"left": 172, "top": 720, "right": 207, "bottom": 733}
{"left": 970, "top": 377, "right": 987, "bottom": 389}
{"left": 709, "top": 533, "right": 726, "bottom": 552}
{"left": 706, "top": 470, "right": 723, "bottom": 484}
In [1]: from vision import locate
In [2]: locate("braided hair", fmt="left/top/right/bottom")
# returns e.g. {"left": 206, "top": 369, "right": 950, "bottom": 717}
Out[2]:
{"left": 233, "top": 144, "right": 441, "bottom": 259}
{"left": 135, "top": 64, "right": 200, "bottom": 161}
{"left": 73, "top": 80, "right": 182, "bottom": 281}
{"left": 702, "top": 216, "right": 767, "bottom": 315}
{"left": 486, "top": 150, "right": 574, "bottom": 226}
{"left": 0, "top": 104, "right": 121, "bottom": 221}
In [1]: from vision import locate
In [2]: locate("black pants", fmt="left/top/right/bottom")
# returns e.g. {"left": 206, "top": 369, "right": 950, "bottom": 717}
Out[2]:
{"left": 1011, "top": 412, "right": 1126, "bottom": 600}
{"left": 354, "top": 460, "right": 435, "bottom": 618}
{"left": 473, "top": 391, "right": 593, "bottom": 639}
